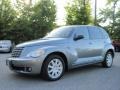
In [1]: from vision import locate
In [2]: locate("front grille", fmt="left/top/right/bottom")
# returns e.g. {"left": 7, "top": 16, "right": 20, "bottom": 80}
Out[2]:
{"left": 12, "top": 65, "right": 25, "bottom": 71}
{"left": 11, "top": 65, "right": 31, "bottom": 72}
{"left": 11, "top": 47, "right": 24, "bottom": 57}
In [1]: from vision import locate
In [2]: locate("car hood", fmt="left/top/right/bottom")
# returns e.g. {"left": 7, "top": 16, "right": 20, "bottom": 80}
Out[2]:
{"left": 16, "top": 38, "right": 69, "bottom": 47}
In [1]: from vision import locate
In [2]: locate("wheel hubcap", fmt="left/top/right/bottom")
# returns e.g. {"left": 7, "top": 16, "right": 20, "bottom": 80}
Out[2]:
{"left": 48, "top": 59, "right": 63, "bottom": 79}
{"left": 106, "top": 53, "right": 113, "bottom": 67}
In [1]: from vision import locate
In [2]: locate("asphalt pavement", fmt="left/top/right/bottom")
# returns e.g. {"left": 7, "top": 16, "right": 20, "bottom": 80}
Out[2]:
{"left": 0, "top": 53, "right": 120, "bottom": 90}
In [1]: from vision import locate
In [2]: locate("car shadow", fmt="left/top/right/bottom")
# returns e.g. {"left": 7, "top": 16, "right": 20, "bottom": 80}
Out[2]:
{"left": 11, "top": 73, "right": 44, "bottom": 81}
{"left": 10, "top": 64, "right": 104, "bottom": 82}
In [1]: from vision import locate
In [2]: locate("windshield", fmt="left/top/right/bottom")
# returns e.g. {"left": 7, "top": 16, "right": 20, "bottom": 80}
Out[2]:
{"left": 45, "top": 27, "right": 72, "bottom": 38}
{"left": 0, "top": 40, "right": 11, "bottom": 44}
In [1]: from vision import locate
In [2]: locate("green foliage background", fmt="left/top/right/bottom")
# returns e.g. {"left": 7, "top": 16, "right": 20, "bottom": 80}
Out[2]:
{"left": 0, "top": 0, "right": 120, "bottom": 44}
{"left": 0, "top": 0, "right": 56, "bottom": 43}
{"left": 98, "top": 0, "right": 120, "bottom": 39}
{"left": 65, "top": 0, "right": 92, "bottom": 25}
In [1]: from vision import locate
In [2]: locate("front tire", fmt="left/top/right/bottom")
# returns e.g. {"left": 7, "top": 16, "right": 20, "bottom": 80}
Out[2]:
{"left": 102, "top": 51, "right": 113, "bottom": 68}
{"left": 41, "top": 54, "right": 65, "bottom": 81}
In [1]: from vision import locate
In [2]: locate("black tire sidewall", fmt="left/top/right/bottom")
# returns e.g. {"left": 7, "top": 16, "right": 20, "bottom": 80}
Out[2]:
{"left": 103, "top": 52, "right": 113, "bottom": 68}
{"left": 41, "top": 55, "right": 65, "bottom": 81}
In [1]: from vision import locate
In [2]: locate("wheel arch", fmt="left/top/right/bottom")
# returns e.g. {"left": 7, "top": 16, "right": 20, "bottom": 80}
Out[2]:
{"left": 103, "top": 44, "right": 115, "bottom": 58}
{"left": 42, "top": 51, "right": 68, "bottom": 71}
{"left": 106, "top": 49, "right": 115, "bottom": 58}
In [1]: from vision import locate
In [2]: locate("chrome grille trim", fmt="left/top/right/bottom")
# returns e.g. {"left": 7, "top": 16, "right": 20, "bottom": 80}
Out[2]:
{"left": 11, "top": 47, "right": 24, "bottom": 57}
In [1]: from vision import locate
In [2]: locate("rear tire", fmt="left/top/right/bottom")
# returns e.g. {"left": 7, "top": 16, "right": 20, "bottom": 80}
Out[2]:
{"left": 41, "top": 54, "right": 65, "bottom": 81}
{"left": 102, "top": 51, "right": 113, "bottom": 68}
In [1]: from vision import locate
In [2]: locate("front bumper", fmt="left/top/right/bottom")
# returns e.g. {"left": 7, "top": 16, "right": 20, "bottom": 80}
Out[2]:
{"left": 6, "top": 57, "right": 44, "bottom": 74}
{"left": 0, "top": 47, "right": 10, "bottom": 52}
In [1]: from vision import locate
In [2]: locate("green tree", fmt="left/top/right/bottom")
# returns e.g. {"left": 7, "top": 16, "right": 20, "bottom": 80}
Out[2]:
{"left": 0, "top": 0, "right": 16, "bottom": 39}
{"left": 65, "top": 0, "right": 92, "bottom": 25}
{"left": 31, "top": 0, "right": 56, "bottom": 38}
{"left": 10, "top": 0, "right": 34, "bottom": 43}
{"left": 98, "top": 0, "right": 120, "bottom": 39}
{"left": 8, "top": 0, "right": 56, "bottom": 43}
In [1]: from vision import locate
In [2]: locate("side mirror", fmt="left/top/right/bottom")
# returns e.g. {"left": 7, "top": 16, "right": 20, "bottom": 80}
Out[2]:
{"left": 74, "top": 35, "right": 84, "bottom": 41}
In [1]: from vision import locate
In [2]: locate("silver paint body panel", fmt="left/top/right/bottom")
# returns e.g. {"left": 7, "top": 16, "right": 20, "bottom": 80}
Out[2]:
{"left": 6, "top": 25, "right": 115, "bottom": 74}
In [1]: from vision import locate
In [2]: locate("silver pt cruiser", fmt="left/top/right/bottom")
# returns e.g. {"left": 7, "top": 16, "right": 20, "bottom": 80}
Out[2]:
{"left": 6, "top": 25, "right": 115, "bottom": 81}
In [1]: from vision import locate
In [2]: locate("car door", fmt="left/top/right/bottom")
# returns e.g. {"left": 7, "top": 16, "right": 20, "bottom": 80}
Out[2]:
{"left": 73, "top": 26, "right": 92, "bottom": 65}
{"left": 87, "top": 26, "right": 104, "bottom": 61}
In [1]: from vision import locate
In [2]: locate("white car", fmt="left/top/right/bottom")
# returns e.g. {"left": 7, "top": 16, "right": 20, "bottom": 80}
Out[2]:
{"left": 0, "top": 40, "right": 14, "bottom": 53}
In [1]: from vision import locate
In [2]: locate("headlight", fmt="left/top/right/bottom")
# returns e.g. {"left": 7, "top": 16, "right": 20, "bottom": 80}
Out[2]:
{"left": 26, "top": 49, "right": 45, "bottom": 58}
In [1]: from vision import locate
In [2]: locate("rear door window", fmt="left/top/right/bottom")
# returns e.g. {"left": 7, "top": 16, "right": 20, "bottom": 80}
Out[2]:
{"left": 88, "top": 27, "right": 103, "bottom": 39}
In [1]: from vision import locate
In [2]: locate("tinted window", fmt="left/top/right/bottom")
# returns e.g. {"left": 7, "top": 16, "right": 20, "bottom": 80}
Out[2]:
{"left": 88, "top": 27, "right": 103, "bottom": 39}
{"left": 98, "top": 27, "right": 109, "bottom": 39}
{"left": 74, "top": 27, "right": 89, "bottom": 39}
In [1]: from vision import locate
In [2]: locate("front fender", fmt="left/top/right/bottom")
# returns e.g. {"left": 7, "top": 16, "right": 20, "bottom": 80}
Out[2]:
{"left": 43, "top": 46, "right": 77, "bottom": 69}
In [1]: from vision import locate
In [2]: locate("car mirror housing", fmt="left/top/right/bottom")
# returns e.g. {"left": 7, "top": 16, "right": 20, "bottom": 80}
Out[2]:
{"left": 74, "top": 35, "right": 84, "bottom": 41}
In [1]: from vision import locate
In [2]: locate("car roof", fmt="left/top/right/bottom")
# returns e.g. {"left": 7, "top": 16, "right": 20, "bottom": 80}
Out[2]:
{"left": 62, "top": 25, "right": 99, "bottom": 28}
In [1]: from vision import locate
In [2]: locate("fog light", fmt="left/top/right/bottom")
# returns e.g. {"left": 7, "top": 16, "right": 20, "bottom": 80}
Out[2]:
{"left": 27, "top": 67, "right": 32, "bottom": 72}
